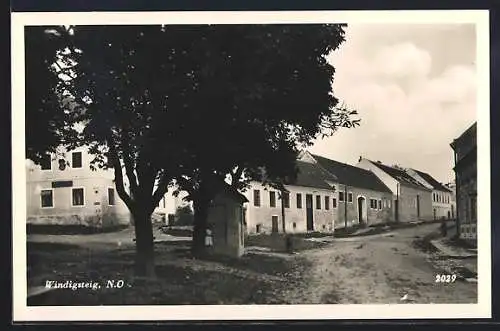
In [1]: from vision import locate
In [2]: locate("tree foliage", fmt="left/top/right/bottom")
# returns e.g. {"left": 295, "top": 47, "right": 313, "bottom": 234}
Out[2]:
{"left": 25, "top": 23, "right": 360, "bottom": 268}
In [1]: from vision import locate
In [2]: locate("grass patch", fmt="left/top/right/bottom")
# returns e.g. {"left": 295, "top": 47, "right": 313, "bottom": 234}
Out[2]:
{"left": 27, "top": 239, "right": 301, "bottom": 305}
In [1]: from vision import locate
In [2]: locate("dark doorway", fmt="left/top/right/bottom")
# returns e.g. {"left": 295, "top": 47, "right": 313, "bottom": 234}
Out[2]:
{"left": 357, "top": 196, "right": 367, "bottom": 225}
{"left": 416, "top": 195, "right": 420, "bottom": 218}
{"left": 306, "top": 194, "right": 314, "bottom": 231}
{"left": 271, "top": 215, "right": 279, "bottom": 233}
{"left": 394, "top": 199, "right": 399, "bottom": 222}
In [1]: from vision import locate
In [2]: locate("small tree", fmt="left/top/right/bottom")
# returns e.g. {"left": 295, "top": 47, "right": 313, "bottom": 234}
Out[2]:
{"left": 174, "top": 205, "right": 194, "bottom": 226}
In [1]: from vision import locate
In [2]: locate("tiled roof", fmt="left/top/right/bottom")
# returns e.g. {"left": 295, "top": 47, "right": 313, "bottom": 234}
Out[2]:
{"left": 371, "top": 161, "right": 430, "bottom": 190}
{"left": 412, "top": 169, "right": 452, "bottom": 193}
{"left": 312, "top": 154, "right": 392, "bottom": 193}
{"left": 289, "top": 160, "right": 337, "bottom": 190}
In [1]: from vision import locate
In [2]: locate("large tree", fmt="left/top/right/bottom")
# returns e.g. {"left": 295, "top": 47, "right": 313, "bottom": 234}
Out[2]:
{"left": 26, "top": 24, "right": 360, "bottom": 274}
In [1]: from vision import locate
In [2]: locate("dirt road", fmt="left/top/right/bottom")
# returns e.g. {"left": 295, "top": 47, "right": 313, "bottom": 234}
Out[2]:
{"left": 277, "top": 222, "right": 477, "bottom": 304}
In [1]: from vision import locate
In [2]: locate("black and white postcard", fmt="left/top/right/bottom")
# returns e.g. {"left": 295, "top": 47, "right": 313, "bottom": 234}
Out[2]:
{"left": 11, "top": 10, "right": 491, "bottom": 321}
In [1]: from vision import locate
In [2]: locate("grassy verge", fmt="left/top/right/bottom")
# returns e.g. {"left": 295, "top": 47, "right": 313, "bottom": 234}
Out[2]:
{"left": 27, "top": 240, "right": 304, "bottom": 305}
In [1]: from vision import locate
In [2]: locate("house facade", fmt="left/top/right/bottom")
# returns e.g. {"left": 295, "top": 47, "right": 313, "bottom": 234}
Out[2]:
{"left": 450, "top": 122, "right": 477, "bottom": 243}
{"left": 356, "top": 158, "right": 433, "bottom": 223}
{"left": 243, "top": 160, "right": 338, "bottom": 234}
{"left": 243, "top": 153, "right": 394, "bottom": 234}
{"left": 405, "top": 168, "right": 454, "bottom": 220}
{"left": 303, "top": 152, "right": 394, "bottom": 228}
{"left": 26, "top": 145, "right": 169, "bottom": 229}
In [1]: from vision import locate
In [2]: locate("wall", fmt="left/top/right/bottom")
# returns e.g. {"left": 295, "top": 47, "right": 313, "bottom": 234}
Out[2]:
{"left": 243, "top": 182, "right": 335, "bottom": 234}
{"left": 26, "top": 145, "right": 168, "bottom": 229}
{"left": 431, "top": 190, "right": 454, "bottom": 220}
{"left": 334, "top": 184, "right": 394, "bottom": 228}
{"left": 397, "top": 185, "right": 433, "bottom": 222}
{"left": 457, "top": 162, "right": 477, "bottom": 241}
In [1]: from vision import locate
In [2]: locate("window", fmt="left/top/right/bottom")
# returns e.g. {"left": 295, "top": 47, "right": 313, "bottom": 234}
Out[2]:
{"left": 383, "top": 199, "right": 387, "bottom": 208}
{"left": 72, "top": 152, "right": 83, "bottom": 168}
{"left": 339, "top": 192, "right": 345, "bottom": 202}
{"left": 40, "top": 189, "right": 53, "bottom": 208}
{"left": 332, "top": 197, "right": 337, "bottom": 208}
{"left": 378, "top": 199, "right": 382, "bottom": 210}
{"left": 40, "top": 154, "right": 52, "bottom": 170}
{"left": 370, "top": 199, "right": 378, "bottom": 209}
{"left": 325, "top": 196, "right": 330, "bottom": 210}
{"left": 108, "top": 188, "right": 115, "bottom": 206}
{"left": 269, "top": 191, "right": 276, "bottom": 208}
{"left": 293, "top": 222, "right": 297, "bottom": 229}
{"left": 72, "top": 188, "right": 85, "bottom": 206}
{"left": 347, "top": 192, "right": 353, "bottom": 203}
{"left": 296, "top": 193, "right": 302, "bottom": 209}
{"left": 253, "top": 190, "right": 261, "bottom": 207}
{"left": 256, "top": 224, "right": 262, "bottom": 233}
{"left": 388, "top": 200, "right": 392, "bottom": 208}
{"left": 316, "top": 195, "right": 321, "bottom": 209}
{"left": 282, "top": 192, "right": 290, "bottom": 208}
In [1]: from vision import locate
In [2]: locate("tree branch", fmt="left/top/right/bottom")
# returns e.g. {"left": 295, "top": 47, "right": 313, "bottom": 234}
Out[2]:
{"left": 150, "top": 172, "right": 171, "bottom": 212}
{"left": 106, "top": 135, "right": 134, "bottom": 211}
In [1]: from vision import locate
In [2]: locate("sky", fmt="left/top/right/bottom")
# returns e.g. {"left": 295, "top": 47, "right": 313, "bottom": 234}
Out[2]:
{"left": 309, "top": 23, "right": 477, "bottom": 184}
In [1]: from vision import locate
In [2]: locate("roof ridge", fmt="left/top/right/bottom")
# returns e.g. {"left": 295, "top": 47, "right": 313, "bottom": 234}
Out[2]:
{"left": 312, "top": 153, "right": 375, "bottom": 175}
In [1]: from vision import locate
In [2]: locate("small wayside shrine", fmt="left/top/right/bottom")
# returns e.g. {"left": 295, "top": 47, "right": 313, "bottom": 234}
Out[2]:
{"left": 206, "top": 185, "right": 248, "bottom": 258}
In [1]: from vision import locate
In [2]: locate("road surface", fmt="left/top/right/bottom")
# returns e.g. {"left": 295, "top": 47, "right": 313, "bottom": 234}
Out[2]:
{"left": 275, "top": 222, "right": 478, "bottom": 304}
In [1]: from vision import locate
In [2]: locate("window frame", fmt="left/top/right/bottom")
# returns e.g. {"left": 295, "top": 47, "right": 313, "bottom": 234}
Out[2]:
{"left": 325, "top": 196, "right": 330, "bottom": 210}
{"left": 108, "top": 187, "right": 116, "bottom": 206}
{"left": 332, "top": 197, "right": 337, "bottom": 209}
{"left": 296, "top": 193, "right": 302, "bottom": 209}
{"left": 339, "top": 191, "right": 345, "bottom": 202}
{"left": 347, "top": 192, "right": 353, "bottom": 203}
{"left": 71, "top": 187, "right": 86, "bottom": 207}
{"left": 282, "top": 191, "right": 290, "bottom": 209}
{"left": 269, "top": 191, "right": 277, "bottom": 208}
{"left": 40, "top": 189, "right": 54, "bottom": 208}
{"left": 316, "top": 195, "right": 321, "bottom": 210}
{"left": 253, "top": 189, "right": 261, "bottom": 207}
{"left": 40, "top": 153, "right": 52, "bottom": 171}
{"left": 71, "top": 151, "right": 83, "bottom": 169}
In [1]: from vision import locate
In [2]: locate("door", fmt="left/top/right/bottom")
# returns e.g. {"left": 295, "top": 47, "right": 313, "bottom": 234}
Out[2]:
{"left": 357, "top": 197, "right": 366, "bottom": 225}
{"left": 394, "top": 199, "right": 399, "bottom": 222}
{"left": 416, "top": 195, "right": 420, "bottom": 218}
{"left": 306, "top": 194, "right": 314, "bottom": 231}
{"left": 271, "top": 215, "right": 279, "bottom": 233}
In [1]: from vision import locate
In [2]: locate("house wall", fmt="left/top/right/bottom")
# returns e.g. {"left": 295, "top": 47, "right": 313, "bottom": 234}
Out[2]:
{"left": 397, "top": 185, "right": 433, "bottom": 222}
{"left": 243, "top": 181, "right": 336, "bottom": 234}
{"left": 456, "top": 161, "right": 477, "bottom": 241}
{"left": 431, "top": 190, "right": 454, "bottom": 220}
{"left": 334, "top": 184, "right": 394, "bottom": 228}
{"left": 26, "top": 146, "right": 168, "bottom": 228}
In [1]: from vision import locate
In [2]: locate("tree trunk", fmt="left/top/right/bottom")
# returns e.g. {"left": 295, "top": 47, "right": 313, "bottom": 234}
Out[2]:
{"left": 192, "top": 197, "right": 210, "bottom": 258}
{"left": 133, "top": 210, "right": 156, "bottom": 277}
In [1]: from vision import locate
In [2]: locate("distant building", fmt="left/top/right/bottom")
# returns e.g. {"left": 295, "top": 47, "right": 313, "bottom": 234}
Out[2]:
{"left": 445, "top": 181, "right": 457, "bottom": 219}
{"left": 303, "top": 152, "right": 393, "bottom": 228}
{"left": 243, "top": 152, "right": 394, "bottom": 234}
{"left": 26, "top": 145, "right": 169, "bottom": 230}
{"left": 356, "top": 158, "right": 433, "bottom": 223}
{"left": 450, "top": 122, "right": 477, "bottom": 244}
{"left": 243, "top": 159, "right": 338, "bottom": 234}
{"left": 405, "top": 168, "right": 454, "bottom": 220}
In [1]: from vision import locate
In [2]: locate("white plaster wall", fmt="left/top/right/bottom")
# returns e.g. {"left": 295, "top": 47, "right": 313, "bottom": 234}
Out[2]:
{"left": 356, "top": 159, "right": 399, "bottom": 194}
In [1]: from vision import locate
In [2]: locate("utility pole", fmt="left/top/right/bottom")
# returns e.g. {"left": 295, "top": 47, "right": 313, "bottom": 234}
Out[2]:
{"left": 281, "top": 189, "right": 286, "bottom": 234}
{"left": 344, "top": 183, "right": 348, "bottom": 229}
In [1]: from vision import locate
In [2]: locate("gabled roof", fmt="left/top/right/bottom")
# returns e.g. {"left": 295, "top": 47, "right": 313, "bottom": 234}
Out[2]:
{"left": 412, "top": 169, "right": 452, "bottom": 193}
{"left": 312, "top": 154, "right": 392, "bottom": 193}
{"left": 289, "top": 160, "right": 337, "bottom": 190}
{"left": 367, "top": 160, "right": 429, "bottom": 190}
